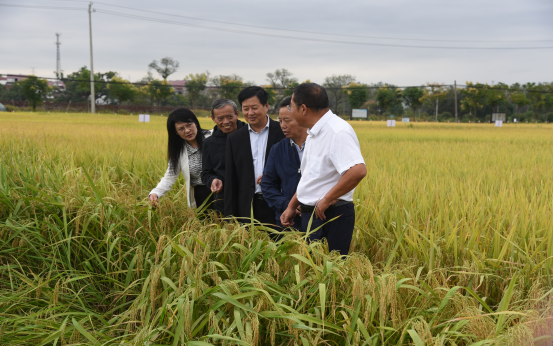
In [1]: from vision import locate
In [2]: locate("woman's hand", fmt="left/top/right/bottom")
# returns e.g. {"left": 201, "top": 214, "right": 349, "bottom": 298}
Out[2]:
{"left": 149, "top": 193, "right": 159, "bottom": 207}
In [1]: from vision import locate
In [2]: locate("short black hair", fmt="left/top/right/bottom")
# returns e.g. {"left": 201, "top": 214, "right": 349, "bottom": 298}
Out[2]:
{"left": 279, "top": 96, "right": 292, "bottom": 108}
{"left": 237, "top": 86, "right": 269, "bottom": 106}
{"left": 292, "top": 83, "right": 329, "bottom": 111}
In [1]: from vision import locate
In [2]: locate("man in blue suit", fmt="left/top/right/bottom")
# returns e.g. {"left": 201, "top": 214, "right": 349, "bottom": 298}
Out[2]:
{"left": 261, "top": 97, "right": 307, "bottom": 231}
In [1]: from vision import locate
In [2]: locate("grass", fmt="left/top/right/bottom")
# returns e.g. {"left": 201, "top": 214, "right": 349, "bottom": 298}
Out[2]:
{"left": 1, "top": 112, "right": 553, "bottom": 345}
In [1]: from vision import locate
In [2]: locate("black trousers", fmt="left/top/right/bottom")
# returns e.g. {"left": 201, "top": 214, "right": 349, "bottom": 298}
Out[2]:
{"left": 300, "top": 203, "right": 355, "bottom": 256}
{"left": 193, "top": 185, "right": 214, "bottom": 210}
{"left": 252, "top": 197, "right": 277, "bottom": 225}
{"left": 252, "top": 197, "right": 283, "bottom": 241}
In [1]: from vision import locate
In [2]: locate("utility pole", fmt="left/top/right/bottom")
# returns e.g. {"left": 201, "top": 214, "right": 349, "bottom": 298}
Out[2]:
{"left": 435, "top": 98, "right": 439, "bottom": 122}
{"left": 454, "top": 80, "right": 458, "bottom": 123}
{"left": 55, "top": 33, "right": 61, "bottom": 79}
{"left": 88, "top": 2, "right": 95, "bottom": 113}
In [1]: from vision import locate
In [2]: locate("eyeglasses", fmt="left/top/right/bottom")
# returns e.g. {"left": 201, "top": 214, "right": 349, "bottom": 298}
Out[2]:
{"left": 287, "top": 104, "right": 304, "bottom": 112}
{"left": 214, "top": 115, "right": 236, "bottom": 122}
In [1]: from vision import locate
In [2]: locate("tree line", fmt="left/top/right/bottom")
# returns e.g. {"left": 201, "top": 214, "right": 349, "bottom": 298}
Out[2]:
{"left": 1, "top": 56, "right": 552, "bottom": 122}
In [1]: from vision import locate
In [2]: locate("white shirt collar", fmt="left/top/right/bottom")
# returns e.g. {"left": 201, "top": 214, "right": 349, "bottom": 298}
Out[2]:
{"left": 307, "top": 110, "right": 333, "bottom": 137}
{"left": 248, "top": 115, "right": 270, "bottom": 133}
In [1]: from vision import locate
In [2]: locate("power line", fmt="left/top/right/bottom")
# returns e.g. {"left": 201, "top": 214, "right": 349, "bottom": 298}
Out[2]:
{"left": 94, "top": 9, "right": 553, "bottom": 50}
{"left": 90, "top": 2, "right": 553, "bottom": 44}
{"left": 0, "top": 4, "right": 83, "bottom": 10}
{"left": 42, "top": 0, "right": 553, "bottom": 43}
{"left": 2, "top": 3, "right": 552, "bottom": 49}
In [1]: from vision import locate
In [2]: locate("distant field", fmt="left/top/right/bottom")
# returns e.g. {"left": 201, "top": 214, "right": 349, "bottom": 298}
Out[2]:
{"left": 1, "top": 112, "right": 553, "bottom": 345}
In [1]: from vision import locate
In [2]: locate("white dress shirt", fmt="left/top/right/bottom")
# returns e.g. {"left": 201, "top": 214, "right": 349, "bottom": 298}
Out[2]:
{"left": 296, "top": 110, "right": 365, "bottom": 206}
{"left": 248, "top": 115, "right": 270, "bottom": 193}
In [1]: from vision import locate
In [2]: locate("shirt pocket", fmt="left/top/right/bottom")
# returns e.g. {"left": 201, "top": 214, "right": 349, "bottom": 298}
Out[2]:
{"left": 306, "top": 155, "right": 323, "bottom": 179}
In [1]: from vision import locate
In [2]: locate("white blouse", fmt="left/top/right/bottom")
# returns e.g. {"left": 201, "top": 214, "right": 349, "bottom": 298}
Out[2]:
{"left": 149, "top": 131, "right": 211, "bottom": 208}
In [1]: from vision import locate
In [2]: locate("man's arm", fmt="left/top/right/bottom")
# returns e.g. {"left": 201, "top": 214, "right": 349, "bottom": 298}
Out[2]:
{"left": 201, "top": 143, "right": 218, "bottom": 189}
{"left": 261, "top": 146, "right": 288, "bottom": 213}
{"left": 315, "top": 164, "right": 366, "bottom": 220}
{"left": 224, "top": 137, "right": 237, "bottom": 217}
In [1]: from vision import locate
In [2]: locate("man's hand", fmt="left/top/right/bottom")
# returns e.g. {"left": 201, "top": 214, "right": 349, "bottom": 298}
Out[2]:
{"left": 211, "top": 179, "right": 223, "bottom": 194}
{"left": 296, "top": 206, "right": 302, "bottom": 217}
{"left": 149, "top": 193, "right": 159, "bottom": 208}
{"left": 280, "top": 206, "right": 297, "bottom": 227}
{"left": 315, "top": 196, "right": 338, "bottom": 220}
{"left": 256, "top": 175, "right": 263, "bottom": 185}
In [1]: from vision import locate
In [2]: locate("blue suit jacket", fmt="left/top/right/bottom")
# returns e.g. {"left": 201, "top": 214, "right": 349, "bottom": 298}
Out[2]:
{"left": 261, "top": 138, "right": 302, "bottom": 225}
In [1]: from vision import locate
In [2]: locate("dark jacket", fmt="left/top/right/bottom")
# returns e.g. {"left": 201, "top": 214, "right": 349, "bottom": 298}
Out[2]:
{"left": 261, "top": 138, "right": 302, "bottom": 223}
{"left": 201, "top": 120, "right": 246, "bottom": 188}
{"left": 224, "top": 118, "right": 285, "bottom": 218}
{"left": 201, "top": 121, "right": 246, "bottom": 212}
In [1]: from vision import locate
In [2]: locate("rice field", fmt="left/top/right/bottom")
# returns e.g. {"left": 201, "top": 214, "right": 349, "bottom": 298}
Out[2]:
{"left": 1, "top": 111, "right": 553, "bottom": 345}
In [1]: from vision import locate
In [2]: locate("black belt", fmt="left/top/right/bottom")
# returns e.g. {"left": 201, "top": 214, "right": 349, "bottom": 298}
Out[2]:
{"left": 299, "top": 200, "right": 352, "bottom": 213}
{"left": 254, "top": 193, "right": 264, "bottom": 200}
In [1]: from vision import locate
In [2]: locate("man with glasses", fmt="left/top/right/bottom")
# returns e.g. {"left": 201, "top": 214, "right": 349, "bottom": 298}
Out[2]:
{"left": 261, "top": 96, "right": 307, "bottom": 231}
{"left": 225, "top": 86, "right": 285, "bottom": 227}
{"left": 280, "top": 83, "right": 366, "bottom": 255}
{"left": 201, "top": 98, "right": 245, "bottom": 214}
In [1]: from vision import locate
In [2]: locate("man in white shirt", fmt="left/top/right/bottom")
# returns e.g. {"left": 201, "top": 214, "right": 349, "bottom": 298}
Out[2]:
{"left": 280, "top": 83, "right": 367, "bottom": 255}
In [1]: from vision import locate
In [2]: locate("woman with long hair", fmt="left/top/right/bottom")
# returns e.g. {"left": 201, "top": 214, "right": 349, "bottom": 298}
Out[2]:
{"left": 149, "top": 108, "right": 213, "bottom": 209}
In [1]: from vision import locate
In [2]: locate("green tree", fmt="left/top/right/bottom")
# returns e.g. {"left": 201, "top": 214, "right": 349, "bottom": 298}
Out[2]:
{"left": 323, "top": 75, "right": 356, "bottom": 115}
{"left": 211, "top": 74, "right": 243, "bottom": 102}
{"left": 147, "top": 79, "right": 174, "bottom": 110}
{"left": 185, "top": 72, "right": 209, "bottom": 109}
{"left": 107, "top": 76, "right": 137, "bottom": 105}
{"left": 376, "top": 85, "right": 402, "bottom": 119}
{"left": 460, "top": 82, "right": 487, "bottom": 120}
{"left": 266, "top": 68, "right": 297, "bottom": 89}
{"left": 60, "top": 66, "right": 117, "bottom": 104}
{"left": 523, "top": 82, "right": 544, "bottom": 121}
{"left": 420, "top": 83, "right": 448, "bottom": 121}
{"left": 343, "top": 82, "right": 368, "bottom": 109}
{"left": 0, "top": 82, "right": 26, "bottom": 102}
{"left": 148, "top": 57, "right": 179, "bottom": 80}
{"left": 20, "top": 76, "right": 50, "bottom": 111}
{"left": 266, "top": 68, "right": 298, "bottom": 106}
{"left": 284, "top": 81, "right": 299, "bottom": 97}
{"left": 485, "top": 83, "right": 508, "bottom": 114}
{"left": 402, "top": 86, "right": 424, "bottom": 121}
{"left": 510, "top": 92, "right": 530, "bottom": 118}
{"left": 543, "top": 94, "right": 553, "bottom": 123}
{"left": 264, "top": 85, "right": 278, "bottom": 106}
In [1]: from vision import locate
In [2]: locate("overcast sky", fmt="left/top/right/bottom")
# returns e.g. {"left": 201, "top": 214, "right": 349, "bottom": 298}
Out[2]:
{"left": 1, "top": 0, "right": 552, "bottom": 86}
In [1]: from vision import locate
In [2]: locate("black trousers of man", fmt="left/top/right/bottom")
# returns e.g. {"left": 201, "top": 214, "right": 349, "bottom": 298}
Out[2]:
{"left": 251, "top": 194, "right": 283, "bottom": 241}
{"left": 300, "top": 203, "right": 355, "bottom": 255}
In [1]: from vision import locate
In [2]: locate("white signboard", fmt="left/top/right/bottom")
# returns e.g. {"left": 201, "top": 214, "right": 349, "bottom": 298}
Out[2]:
{"left": 139, "top": 114, "right": 150, "bottom": 122}
{"left": 402, "top": 118, "right": 410, "bottom": 123}
{"left": 387, "top": 120, "right": 396, "bottom": 127}
{"left": 495, "top": 120, "right": 503, "bottom": 127}
{"left": 352, "top": 109, "right": 368, "bottom": 118}
{"left": 492, "top": 113, "right": 506, "bottom": 122}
